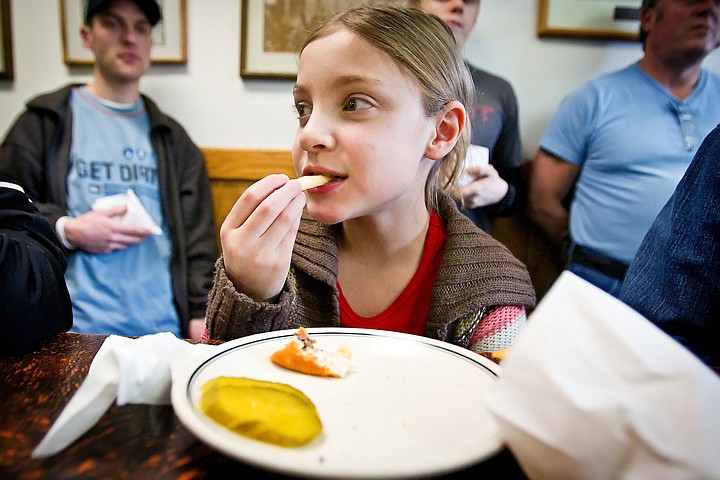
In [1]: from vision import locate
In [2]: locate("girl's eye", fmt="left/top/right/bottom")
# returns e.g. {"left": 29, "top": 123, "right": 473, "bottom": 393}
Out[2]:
{"left": 294, "top": 103, "right": 312, "bottom": 126}
{"left": 344, "top": 97, "right": 372, "bottom": 112}
{"left": 295, "top": 103, "right": 311, "bottom": 118}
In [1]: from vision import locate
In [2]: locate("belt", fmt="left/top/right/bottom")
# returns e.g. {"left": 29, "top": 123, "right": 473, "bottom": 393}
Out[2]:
{"left": 570, "top": 245, "right": 629, "bottom": 281}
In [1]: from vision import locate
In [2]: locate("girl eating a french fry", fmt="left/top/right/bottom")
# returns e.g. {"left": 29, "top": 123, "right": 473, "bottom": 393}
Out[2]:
{"left": 203, "top": 4, "right": 535, "bottom": 355}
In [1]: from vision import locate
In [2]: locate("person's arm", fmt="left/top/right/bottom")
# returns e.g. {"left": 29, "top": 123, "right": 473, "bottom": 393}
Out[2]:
{"left": 204, "top": 256, "right": 296, "bottom": 341}
{"left": 466, "top": 305, "right": 527, "bottom": 353}
{"left": 0, "top": 179, "right": 72, "bottom": 351}
{"left": 620, "top": 125, "right": 720, "bottom": 366}
{"left": 0, "top": 103, "right": 69, "bottom": 226}
{"left": 193, "top": 171, "right": 306, "bottom": 341}
{"left": 178, "top": 140, "right": 218, "bottom": 322}
{"left": 527, "top": 149, "right": 580, "bottom": 245}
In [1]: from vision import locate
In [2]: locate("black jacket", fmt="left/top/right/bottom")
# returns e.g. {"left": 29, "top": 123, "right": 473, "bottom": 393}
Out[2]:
{"left": 0, "top": 174, "right": 72, "bottom": 350}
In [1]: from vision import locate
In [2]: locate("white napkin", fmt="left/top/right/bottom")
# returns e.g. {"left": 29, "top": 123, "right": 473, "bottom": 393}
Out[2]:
{"left": 459, "top": 144, "right": 490, "bottom": 187}
{"left": 484, "top": 271, "right": 720, "bottom": 480}
{"left": 91, "top": 188, "right": 163, "bottom": 235}
{"left": 32, "top": 332, "right": 217, "bottom": 458}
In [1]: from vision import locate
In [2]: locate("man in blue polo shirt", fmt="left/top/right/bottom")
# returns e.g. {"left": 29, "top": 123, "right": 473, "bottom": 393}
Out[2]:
{"left": 528, "top": 0, "right": 720, "bottom": 297}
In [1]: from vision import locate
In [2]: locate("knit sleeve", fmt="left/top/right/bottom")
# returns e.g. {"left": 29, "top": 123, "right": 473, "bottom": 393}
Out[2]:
{"left": 466, "top": 305, "right": 527, "bottom": 353}
{"left": 204, "top": 256, "right": 294, "bottom": 341}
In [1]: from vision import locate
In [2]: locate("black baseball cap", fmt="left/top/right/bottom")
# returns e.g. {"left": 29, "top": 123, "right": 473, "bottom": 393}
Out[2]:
{"left": 641, "top": 0, "right": 659, "bottom": 10}
{"left": 85, "top": 0, "right": 162, "bottom": 26}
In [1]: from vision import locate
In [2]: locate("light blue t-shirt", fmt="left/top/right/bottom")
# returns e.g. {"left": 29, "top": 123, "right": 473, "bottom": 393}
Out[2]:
{"left": 65, "top": 87, "right": 180, "bottom": 336}
{"left": 540, "top": 63, "right": 720, "bottom": 264}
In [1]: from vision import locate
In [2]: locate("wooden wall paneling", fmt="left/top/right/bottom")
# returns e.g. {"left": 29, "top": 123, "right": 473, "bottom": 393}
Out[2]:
{"left": 202, "top": 148, "right": 294, "bottom": 251}
{"left": 491, "top": 214, "right": 563, "bottom": 304}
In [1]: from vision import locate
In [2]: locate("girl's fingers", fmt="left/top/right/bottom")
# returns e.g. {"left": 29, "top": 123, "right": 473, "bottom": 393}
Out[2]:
{"left": 243, "top": 183, "right": 304, "bottom": 240}
{"left": 262, "top": 190, "right": 306, "bottom": 248}
{"left": 222, "top": 174, "right": 291, "bottom": 230}
{"left": 278, "top": 201, "right": 304, "bottom": 256}
{"left": 223, "top": 188, "right": 305, "bottom": 258}
{"left": 220, "top": 190, "right": 306, "bottom": 302}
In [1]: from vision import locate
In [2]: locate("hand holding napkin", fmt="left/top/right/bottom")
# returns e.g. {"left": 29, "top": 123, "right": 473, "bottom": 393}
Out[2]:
{"left": 483, "top": 271, "right": 720, "bottom": 479}
{"left": 32, "top": 332, "right": 218, "bottom": 458}
{"left": 459, "top": 144, "right": 489, "bottom": 187}
{"left": 91, "top": 188, "right": 163, "bottom": 235}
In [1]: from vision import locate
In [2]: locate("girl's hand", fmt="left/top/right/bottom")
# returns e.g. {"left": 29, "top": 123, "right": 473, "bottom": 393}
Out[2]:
{"left": 220, "top": 174, "right": 306, "bottom": 302}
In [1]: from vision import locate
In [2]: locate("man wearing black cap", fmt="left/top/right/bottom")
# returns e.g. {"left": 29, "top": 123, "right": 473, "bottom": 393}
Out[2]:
{"left": 85, "top": 0, "right": 161, "bottom": 27}
{"left": 0, "top": 0, "right": 217, "bottom": 339}
{"left": 528, "top": 0, "right": 720, "bottom": 298}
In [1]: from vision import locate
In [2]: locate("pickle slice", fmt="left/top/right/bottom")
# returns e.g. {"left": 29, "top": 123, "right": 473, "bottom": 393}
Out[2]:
{"left": 199, "top": 376, "right": 322, "bottom": 447}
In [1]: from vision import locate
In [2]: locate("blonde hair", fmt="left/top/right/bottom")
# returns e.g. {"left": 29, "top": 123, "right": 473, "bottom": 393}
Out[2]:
{"left": 300, "top": 4, "right": 474, "bottom": 210}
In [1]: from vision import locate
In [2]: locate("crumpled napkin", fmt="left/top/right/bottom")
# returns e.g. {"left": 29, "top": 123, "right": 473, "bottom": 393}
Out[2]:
{"left": 459, "top": 144, "right": 489, "bottom": 187}
{"left": 92, "top": 188, "right": 163, "bottom": 235}
{"left": 32, "top": 332, "right": 218, "bottom": 458}
{"left": 484, "top": 271, "right": 720, "bottom": 480}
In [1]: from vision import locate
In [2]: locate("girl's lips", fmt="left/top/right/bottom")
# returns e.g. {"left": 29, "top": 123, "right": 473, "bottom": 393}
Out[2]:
{"left": 302, "top": 166, "right": 344, "bottom": 177}
{"left": 305, "top": 176, "right": 344, "bottom": 194}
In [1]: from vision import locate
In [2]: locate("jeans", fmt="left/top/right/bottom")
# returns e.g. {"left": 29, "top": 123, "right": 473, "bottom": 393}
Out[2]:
{"left": 567, "top": 261, "right": 624, "bottom": 299}
{"left": 619, "top": 124, "right": 720, "bottom": 367}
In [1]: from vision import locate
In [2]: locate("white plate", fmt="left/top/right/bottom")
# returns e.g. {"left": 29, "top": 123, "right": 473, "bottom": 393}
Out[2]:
{"left": 171, "top": 327, "right": 503, "bottom": 478}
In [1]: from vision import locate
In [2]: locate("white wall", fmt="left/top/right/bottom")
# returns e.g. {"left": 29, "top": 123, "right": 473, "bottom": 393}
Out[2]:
{"left": 2, "top": 0, "right": 719, "bottom": 159}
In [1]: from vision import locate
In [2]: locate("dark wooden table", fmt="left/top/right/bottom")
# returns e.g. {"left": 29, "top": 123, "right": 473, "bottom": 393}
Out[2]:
{"left": 0, "top": 333, "right": 529, "bottom": 479}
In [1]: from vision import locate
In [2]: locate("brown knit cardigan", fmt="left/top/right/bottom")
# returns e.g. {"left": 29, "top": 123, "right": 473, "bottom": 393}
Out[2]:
{"left": 205, "top": 190, "right": 536, "bottom": 348}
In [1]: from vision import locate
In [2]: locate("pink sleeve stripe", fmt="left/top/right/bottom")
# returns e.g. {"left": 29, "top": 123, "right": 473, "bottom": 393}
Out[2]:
{"left": 469, "top": 305, "right": 525, "bottom": 345}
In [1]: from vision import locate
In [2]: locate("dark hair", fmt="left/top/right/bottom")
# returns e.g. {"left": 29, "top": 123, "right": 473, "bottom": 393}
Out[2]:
{"left": 639, "top": 0, "right": 661, "bottom": 46}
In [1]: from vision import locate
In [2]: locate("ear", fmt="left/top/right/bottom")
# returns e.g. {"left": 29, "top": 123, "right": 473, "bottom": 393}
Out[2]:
{"left": 639, "top": 7, "right": 655, "bottom": 34}
{"left": 80, "top": 25, "right": 92, "bottom": 50}
{"left": 424, "top": 101, "right": 466, "bottom": 161}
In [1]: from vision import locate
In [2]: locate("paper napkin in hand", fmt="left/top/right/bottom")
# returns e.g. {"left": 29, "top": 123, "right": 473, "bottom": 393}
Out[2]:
{"left": 483, "top": 271, "right": 720, "bottom": 480}
{"left": 91, "top": 189, "right": 163, "bottom": 235}
{"left": 32, "top": 332, "right": 218, "bottom": 458}
{"left": 459, "top": 144, "right": 490, "bottom": 187}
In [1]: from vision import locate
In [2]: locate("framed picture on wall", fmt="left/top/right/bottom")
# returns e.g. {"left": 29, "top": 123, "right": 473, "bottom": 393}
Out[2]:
{"left": 538, "top": 0, "right": 642, "bottom": 42}
{"left": 0, "top": 0, "right": 13, "bottom": 80}
{"left": 59, "top": 0, "right": 187, "bottom": 66}
{"left": 240, "top": 0, "right": 380, "bottom": 79}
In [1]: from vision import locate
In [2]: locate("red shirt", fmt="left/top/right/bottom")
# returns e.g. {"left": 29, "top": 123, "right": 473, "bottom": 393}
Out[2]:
{"left": 339, "top": 212, "right": 447, "bottom": 336}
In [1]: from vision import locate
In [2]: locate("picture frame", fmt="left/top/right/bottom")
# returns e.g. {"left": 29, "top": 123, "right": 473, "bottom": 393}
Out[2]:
{"left": 59, "top": 0, "right": 187, "bottom": 66}
{"left": 240, "top": 0, "right": 377, "bottom": 79}
{"left": 239, "top": 0, "right": 306, "bottom": 79}
{"left": 0, "top": 0, "right": 13, "bottom": 80}
{"left": 537, "top": 0, "right": 642, "bottom": 42}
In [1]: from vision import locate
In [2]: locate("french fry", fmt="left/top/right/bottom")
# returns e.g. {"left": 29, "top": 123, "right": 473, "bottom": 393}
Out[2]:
{"left": 297, "top": 175, "right": 331, "bottom": 191}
